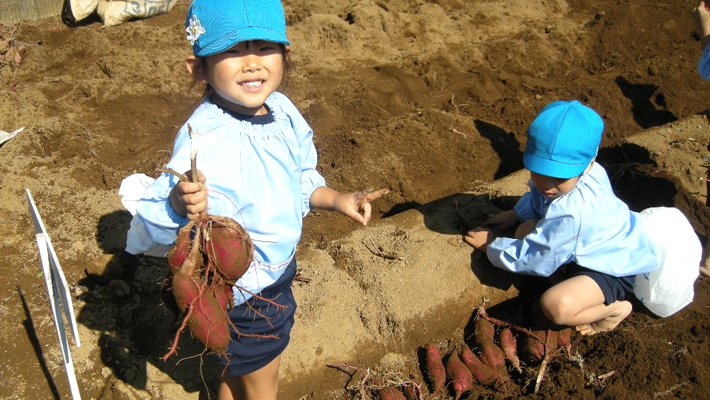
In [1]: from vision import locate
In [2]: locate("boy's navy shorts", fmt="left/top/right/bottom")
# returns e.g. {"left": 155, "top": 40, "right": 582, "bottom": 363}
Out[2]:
{"left": 216, "top": 258, "right": 297, "bottom": 376}
{"left": 566, "top": 263, "right": 635, "bottom": 305}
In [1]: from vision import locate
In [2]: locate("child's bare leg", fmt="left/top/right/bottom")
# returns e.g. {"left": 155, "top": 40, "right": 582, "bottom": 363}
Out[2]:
{"left": 219, "top": 356, "right": 281, "bottom": 400}
{"left": 700, "top": 245, "right": 710, "bottom": 277}
{"left": 540, "top": 275, "right": 632, "bottom": 336}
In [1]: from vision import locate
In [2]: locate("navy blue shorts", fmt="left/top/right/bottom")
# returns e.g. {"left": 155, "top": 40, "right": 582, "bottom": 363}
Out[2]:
{"left": 215, "top": 258, "right": 297, "bottom": 376}
{"left": 565, "top": 263, "right": 635, "bottom": 305}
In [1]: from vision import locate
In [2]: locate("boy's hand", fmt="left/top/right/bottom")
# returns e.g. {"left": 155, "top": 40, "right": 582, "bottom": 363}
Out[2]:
{"left": 464, "top": 227, "right": 494, "bottom": 252}
{"left": 484, "top": 209, "right": 519, "bottom": 230}
{"left": 335, "top": 188, "right": 389, "bottom": 226}
{"left": 169, "top": 169, "right": 208, "bottom": 220}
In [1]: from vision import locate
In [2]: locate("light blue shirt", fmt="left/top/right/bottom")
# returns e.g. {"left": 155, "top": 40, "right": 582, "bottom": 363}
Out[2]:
{"left": 132, "top": 92, "right": 325, "bottom": 301}
{"left": 699, "top": 44, "right": 710, "bottom": 79}
{"left": 486, "top": 163, "right": 660, "bottom": 277}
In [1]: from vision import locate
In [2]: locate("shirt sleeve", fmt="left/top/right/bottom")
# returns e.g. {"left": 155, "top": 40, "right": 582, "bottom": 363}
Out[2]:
{"left": 486, "top": 213, "right": 580, "bottom": 277}
{"left": 132, "top": 125, "right": 194, "bottom": 249}
{"left": 513, "top": 192, "right": 536, "bottom": 222}
{"left": 700, "top": 45, "right": 710, "bottom": 79}
{"left": 272, "top": 93, "right": 326, "bottom": 217}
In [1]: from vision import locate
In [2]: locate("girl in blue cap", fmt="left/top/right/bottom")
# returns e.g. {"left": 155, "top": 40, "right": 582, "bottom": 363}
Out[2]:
{"left": 465, "top": 100, "right": 699, "bottom": 334}
{"left": 126, "top": 0, "right": 387, "bottom": 398}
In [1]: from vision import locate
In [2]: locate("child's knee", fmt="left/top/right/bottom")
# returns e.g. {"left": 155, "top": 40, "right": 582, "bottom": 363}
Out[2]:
{"left": 540, "top": 291, "right": 573, "bottom": 325}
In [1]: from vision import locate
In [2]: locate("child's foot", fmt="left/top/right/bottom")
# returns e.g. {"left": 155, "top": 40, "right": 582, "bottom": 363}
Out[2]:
{"left": 575, "top": 300, "right": 632, "bottom": 336}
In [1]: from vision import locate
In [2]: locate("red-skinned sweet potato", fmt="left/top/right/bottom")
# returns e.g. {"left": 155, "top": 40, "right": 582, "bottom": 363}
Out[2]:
{"left": 377, "top": 385, "right": 407, "bottom": 400}
{"left": 459, "top": 344, "right": 504, "bottom": 387}
{"left": 557, "top": 327, "right": 572, "bottom": 358}
{"left": 185, "top": 291, "right": 231, "bottom": 353}
{"left": 424, "top": 343, "right": 446, "bottom": 393}
{"left": 203, "top": 216, "right": 253, "bottom": 280}
{"left": 498, "top": 326, "right": 521, "bottom": 373}
{"left": 445, "top": 349, "right": 474, "bottom": 400}
{"left": 167, "top": 223, "right": 193, "bottom": 275}
{"left": 402, "top": 380, "right": 423, "bottom": 400}
{"left": 473, "top": 317, "right": 508, "bottom": 375}
{"left": 518, "top": 329, "right": 546, "bottom": 365}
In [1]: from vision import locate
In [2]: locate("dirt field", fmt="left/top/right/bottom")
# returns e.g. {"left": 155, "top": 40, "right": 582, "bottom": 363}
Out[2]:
{"left": 1, "top": 0, "right": 710, "bottom": 399}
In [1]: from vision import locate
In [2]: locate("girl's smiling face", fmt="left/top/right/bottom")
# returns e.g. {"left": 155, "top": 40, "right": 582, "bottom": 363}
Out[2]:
{"left": 191, "top": 40, "right": 286, "bottom": 116}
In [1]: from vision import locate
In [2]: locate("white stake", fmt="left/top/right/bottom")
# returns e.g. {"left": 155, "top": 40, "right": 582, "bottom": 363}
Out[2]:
{"left": 26, "top": 189, "right": 82, "bottom": 400}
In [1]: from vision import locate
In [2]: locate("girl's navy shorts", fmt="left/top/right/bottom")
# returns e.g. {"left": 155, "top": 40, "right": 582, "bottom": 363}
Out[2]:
{"left": 565, "top": 263, "right": 635, "bottom": 305}
{"left": 216, "top": 258, "right": 297, "bottom": 376}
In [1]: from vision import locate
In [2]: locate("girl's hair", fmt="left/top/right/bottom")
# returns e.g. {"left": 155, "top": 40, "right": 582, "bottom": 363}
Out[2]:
{"left": 190, "top": 43, "right": 292, "bottom": 98}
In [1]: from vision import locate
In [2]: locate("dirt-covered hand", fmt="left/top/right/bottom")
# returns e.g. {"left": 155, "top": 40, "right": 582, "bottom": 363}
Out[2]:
{"left": 336, "top": 188, "right": 389, "bottom": 226}
{"left": 464, "top": 227, "right": 494, "bottom": 251}
{"left": 485, "top": 209, "right": 519, "bottom": 230}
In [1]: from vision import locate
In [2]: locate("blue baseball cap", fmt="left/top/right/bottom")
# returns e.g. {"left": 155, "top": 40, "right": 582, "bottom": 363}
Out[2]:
{"left": 524, "top": 100, "right": 604, "bottom": 179}
{"left": 185, "top": 0, "right": 290, "bottom": 57}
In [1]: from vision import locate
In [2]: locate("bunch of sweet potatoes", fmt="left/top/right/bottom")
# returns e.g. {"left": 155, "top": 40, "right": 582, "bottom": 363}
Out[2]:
{"left": 421, "top": 307, "right": 573, "bottom": 398}
{"left": 162, "top": 215, "right": 257, "bottom": 360}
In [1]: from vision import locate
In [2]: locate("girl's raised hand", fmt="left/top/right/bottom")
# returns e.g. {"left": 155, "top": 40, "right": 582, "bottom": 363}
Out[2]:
{"left": 337, "top": 188, "right": 389, "bottom": 226}
{"left": 169, "top": 169, "right": 208, "bottom": 220}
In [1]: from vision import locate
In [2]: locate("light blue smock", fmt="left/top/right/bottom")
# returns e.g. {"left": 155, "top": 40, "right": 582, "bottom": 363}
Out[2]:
{"left": 131, "top": 92, "right": 325, "bottom": 302}
{"left": 486, "top": 163, "right": 660, "bottom": 277}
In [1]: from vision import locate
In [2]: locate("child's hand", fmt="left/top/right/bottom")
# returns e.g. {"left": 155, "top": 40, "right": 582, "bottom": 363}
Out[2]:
{"left": 695, "top": 1, "right": 710, "bottom": 47}
{"left": 169, "top": 169, "right": 208, "bottom": 220}
{"left": 464, "top": 227, "right": 494, "bottom": 251}
{"left": 514, "top": 219, "right": 539, "bottom": 239}
{"left": 484, "top": 209, "right": 519, "bottom": 230}
{"left": 335, "top": 188, "right": 389, "bottom": 226}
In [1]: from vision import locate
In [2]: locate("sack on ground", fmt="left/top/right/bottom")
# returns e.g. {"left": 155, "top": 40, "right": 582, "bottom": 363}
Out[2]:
{"left": 98, "top": 0, "right": 177, "bottom": 27}
{"left": 634, "top": 207, "right": 701, "bottom": 318}
{"left": 69, "top": 0, "right": 100, "bottom": 22}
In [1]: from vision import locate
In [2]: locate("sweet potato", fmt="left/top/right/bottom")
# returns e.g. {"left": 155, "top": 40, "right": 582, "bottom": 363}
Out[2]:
{"left": 518, "top": 329, "right": 546, "bottom": 365}
{"left": 402, "top": 380, "right": 423, "bottom": 400}
{"left": 213, "top": 282, "right": 235, "bottom": 311}
{"left": 498, "top": 326, "right": 521, "bottom": 373}
{"left": 167, "top": 223, "right": 193, "bottom": 275}
{"left": 170, "top": 233, "right": 203, "bottom": 314}
{"left": 473, "top": 317, "right": 507, "bottom": 375}
{"left": 377, "top": 385, "right": 407, "bottom": 400}
{"left": 185, "top": 291, "right": 231, "bottom": 353}
{"left": 459, "top": 344, "right": 503, "bottom": 387}
{"left": 445, "top": 349, "right": 474, "bottom": 400}
{"left": 544, "top": 329, "right": 558, "bottom": 362}
{"left": 557, "top": 327, "right": 572, "bottom": 358}
{"left": 203, "top": 216, "right": 254, "bottom": 280}
{"left": 424, "top": 343, "right": 446, "bottom": 392}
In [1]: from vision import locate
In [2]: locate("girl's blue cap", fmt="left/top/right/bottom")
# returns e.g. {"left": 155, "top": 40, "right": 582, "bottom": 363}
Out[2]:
{"left": 186, "top": 0, "right": 290, "bottom": 57}
{"left": 523, "top": 100, "right": 604, "bottom": 179}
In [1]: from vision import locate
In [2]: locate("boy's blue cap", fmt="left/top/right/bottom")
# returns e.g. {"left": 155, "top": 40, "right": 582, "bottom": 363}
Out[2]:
{"left": 524, "top": 100, "right": 603, "bottom": 179}
{"left": 186, "top": 0, "right": 290, "bottom": 57}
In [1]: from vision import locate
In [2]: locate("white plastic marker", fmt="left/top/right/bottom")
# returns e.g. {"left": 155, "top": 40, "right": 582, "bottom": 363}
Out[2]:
{"left": 0, "top": 127, "right": 24, "bottom": 146}
{"left": 26, "top": 189, "right": 82, "bottom": 400}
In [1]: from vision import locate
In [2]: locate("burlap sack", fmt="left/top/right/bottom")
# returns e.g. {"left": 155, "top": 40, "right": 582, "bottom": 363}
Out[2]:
{"left": 96, "top": 0, "right": 177, "bottom": 27}
{"left": 69, "top": 0, "right": 100, "bottom": 21}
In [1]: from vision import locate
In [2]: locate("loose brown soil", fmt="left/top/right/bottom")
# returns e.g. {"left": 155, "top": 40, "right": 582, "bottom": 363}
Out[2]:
{"left": 1, "top": 1, "right": 710, "bottom": 399}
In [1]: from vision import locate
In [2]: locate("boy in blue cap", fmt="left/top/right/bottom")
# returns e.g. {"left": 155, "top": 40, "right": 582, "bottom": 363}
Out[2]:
{"left": 128, "top": 0, "right": 387, "bottom": 398}
{"left": 465, "top": 100, "right": 661, "bottom": 335}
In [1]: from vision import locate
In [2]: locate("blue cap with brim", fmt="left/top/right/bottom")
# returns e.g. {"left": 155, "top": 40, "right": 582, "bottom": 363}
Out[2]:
{"left": 523, "top": 100, "right": 603, "bottom": 179}
{"left": 186, "top": 0, "right": 290, "bottom": 57}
